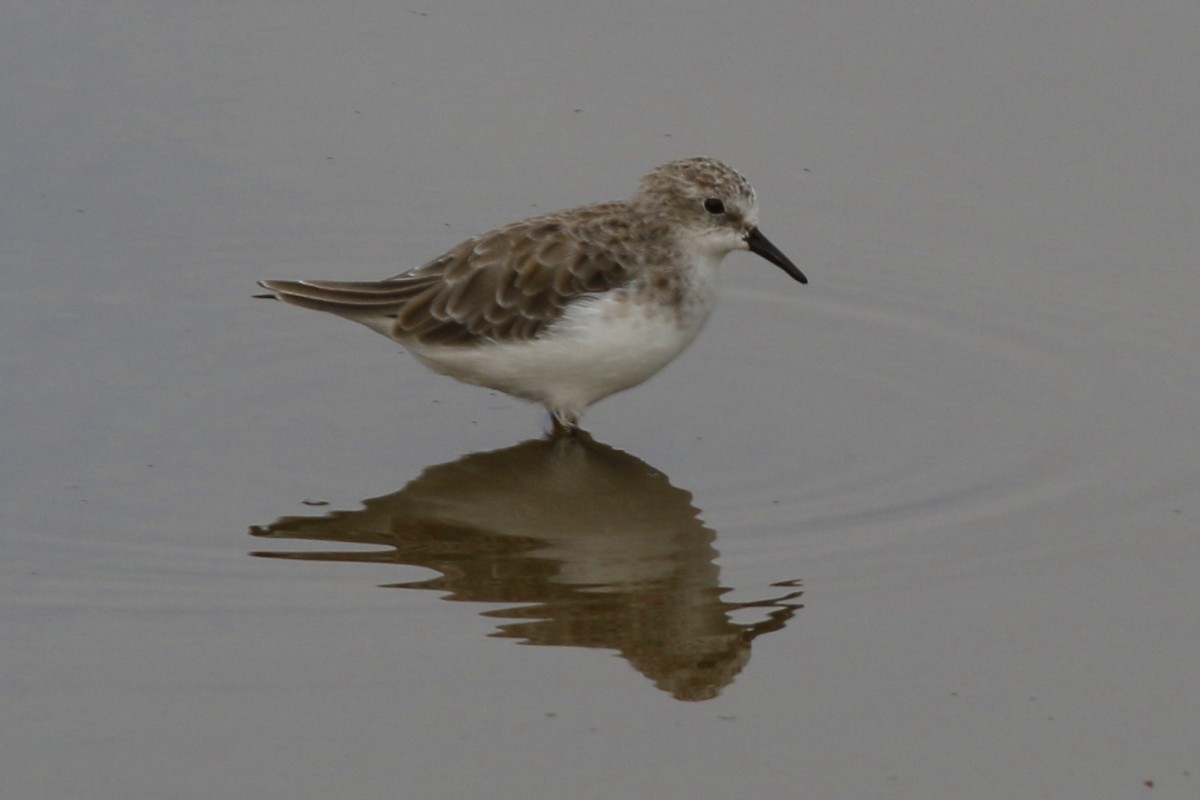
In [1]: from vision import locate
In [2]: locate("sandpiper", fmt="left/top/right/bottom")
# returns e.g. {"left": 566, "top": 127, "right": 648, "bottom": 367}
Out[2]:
{"left": 258, "top": 157, "right": 807, "bottom": 435}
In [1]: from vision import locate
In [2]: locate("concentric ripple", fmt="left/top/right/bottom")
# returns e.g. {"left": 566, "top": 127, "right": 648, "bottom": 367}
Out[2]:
{"left": 681, "top": 279, "right": 1199, "bottom": 548}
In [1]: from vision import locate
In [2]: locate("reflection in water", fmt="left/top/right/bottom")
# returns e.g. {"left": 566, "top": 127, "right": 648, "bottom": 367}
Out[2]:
{"left": 250, "top": 436, "right": 802, "bottom": 701}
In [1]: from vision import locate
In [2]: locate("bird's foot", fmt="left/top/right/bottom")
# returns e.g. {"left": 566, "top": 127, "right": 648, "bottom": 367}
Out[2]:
{"left": 548, "top": 410, "right": 585, "bottom": 440}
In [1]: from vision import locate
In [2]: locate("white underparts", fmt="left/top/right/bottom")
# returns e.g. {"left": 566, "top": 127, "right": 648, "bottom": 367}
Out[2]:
{"left": 404, "top": 283, "right": 717, "bottom": 421}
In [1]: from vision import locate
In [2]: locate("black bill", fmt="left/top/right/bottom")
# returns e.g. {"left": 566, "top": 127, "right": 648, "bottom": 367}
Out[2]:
{"left": 745, "top": 227, "right": 807, "bottom": 284}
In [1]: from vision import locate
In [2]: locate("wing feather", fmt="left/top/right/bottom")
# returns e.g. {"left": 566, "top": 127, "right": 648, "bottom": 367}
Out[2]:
{"left": 258, "top": 203, "right": 640, "bottom": 345}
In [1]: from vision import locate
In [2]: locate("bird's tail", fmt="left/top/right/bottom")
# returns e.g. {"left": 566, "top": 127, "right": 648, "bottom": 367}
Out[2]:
{"left": 256, "top": 279, "right": 438, "bottom": 339}
{"left": 256, "top": 279, "right": 426, "bottom": 313}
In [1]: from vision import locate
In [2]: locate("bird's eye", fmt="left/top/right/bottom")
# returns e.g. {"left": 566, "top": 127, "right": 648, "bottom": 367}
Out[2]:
{"left": 703, "top": 198, "right": 726, "bottom": 215}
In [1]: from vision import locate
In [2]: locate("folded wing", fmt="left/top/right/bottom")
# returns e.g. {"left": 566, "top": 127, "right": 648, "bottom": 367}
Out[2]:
{"left": 259, "top": 208, "right": 636, "bottom": 346}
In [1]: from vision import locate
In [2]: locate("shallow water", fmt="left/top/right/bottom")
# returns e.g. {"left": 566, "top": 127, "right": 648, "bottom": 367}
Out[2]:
{"left": 251, "top": 435, "right": 805, "bottom": 703}
{"left": 4, "top": 2, "right": 1199, "bottom": 798}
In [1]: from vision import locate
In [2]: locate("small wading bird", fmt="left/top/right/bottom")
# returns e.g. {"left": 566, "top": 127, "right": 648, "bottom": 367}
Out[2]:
{"left": 258, "top": 157, "right": 807, "bottom": 435}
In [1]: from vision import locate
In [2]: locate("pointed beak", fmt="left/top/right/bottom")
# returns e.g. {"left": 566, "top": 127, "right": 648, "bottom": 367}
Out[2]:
{"left": 745, "top": 227, "right": 807, "bottom": 284}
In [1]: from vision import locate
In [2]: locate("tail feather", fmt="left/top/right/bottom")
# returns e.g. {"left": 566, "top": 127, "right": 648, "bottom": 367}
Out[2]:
{"left": 255, "top": 277, "right": 479, "bottom": 343}
{"left": 257, "top": 279, "right": 425, "bottom": 308}
{"left": 256, "top": 279, "right": 432, "bottom": 337}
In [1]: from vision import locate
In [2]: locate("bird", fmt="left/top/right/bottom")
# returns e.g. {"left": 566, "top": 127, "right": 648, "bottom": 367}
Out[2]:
{"left": 257, "top": 157, "right": 807, "bottom": 435}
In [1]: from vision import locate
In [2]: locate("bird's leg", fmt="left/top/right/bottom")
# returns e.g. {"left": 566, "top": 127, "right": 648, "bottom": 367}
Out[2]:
{"left": 549, "top": 409, "right": 582, "bottom": 439}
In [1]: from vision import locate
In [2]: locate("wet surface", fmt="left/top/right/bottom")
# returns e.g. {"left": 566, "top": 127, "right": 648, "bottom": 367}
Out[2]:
{"left": 252, "top": 435, "right": 803, "bottom": 703}
{"left": 4, "top": 2, "right": 1199, "bottom": 798}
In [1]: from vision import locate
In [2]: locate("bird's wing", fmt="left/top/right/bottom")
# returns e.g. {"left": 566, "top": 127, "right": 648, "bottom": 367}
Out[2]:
{"left": 258, "top": 206, "right": 637, "bottom": 345}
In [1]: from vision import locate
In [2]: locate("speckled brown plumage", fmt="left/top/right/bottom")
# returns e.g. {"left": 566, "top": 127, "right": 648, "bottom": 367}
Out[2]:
{"left": 258, "top": 157, "right": 806, "bottom": 432}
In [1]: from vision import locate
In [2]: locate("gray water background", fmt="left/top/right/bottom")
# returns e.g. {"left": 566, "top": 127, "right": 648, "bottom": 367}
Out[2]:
{"left": 3, "top": 2, "right": 1198, "bottom": 798}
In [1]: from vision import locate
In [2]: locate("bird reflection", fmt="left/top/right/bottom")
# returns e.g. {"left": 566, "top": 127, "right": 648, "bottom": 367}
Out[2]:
{"left": 250, "top": 435, "right": 802, "bottom": 701}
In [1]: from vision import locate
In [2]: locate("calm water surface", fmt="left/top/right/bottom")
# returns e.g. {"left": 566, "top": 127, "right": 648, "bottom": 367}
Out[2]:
{"left": 4, "top": 3, "right": 1198, "bottom": 798}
